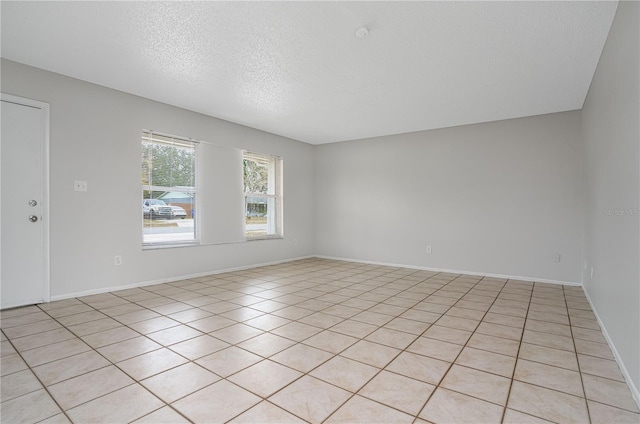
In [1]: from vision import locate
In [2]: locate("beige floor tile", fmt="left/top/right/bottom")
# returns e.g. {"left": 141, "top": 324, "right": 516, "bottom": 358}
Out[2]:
{"left": 173, "top": 379, "right": 260, "bottom": 423}
{"left": 0, "top": 389, "right": 61, "bottom": 423}
{"left": 237, "top": 333, "right": 296, "bottom": 357}
{"left": 38, "top": 413, "right": 73, "bottom": 424}
{"left": 81, "top": 325, "right": 140, "bottom": 348}
{"left": 578, "top": 354, "right": 625, "bottom": 381}
{"left": 436, "top": 315, "right": 480, "bottom": 332}
{"left": 423, "top": 325, "right": 472, "bottom": 345}
{"left": 519, "top": 342, "right": 579, "bottom": 371}
{"left": 445, "top": 306, "right": 486, "bottom": 321}
{"left": 588, "top": 400, "right": 640, "bottom": 424}
{"left": 503, "top": 408, "right": 554, "bottom": 423}
{"left": 270, "top": 343, "right": 333, "bottom": 373}
{"left": 476, "top": 322, "right": 523, "bottom": 341}
{"left": 365, "top": 327, "right": 417, "bottom": 349}
{"left": 271, "top": 321, "right": 322, "bottom": 341}
{"left": 482, "top": 312, "right": 525, "bottom": 329}
{"left": 386, "top": 351, "right": 450, "bottom": 385}
{"left": 219, "top": 307, "right": 265, "bottom": 322}
{"left": 341, "top": 340, "right": 401, "bottom": 368}
{"left": 383, "top": 317, "right": 431, "bottom": 335}
{"left": 67, "top": 317, "right": 122, "bottom": 336}
{"left": 507, "top": 381, "right": 589, "bottom": 423}
{"left": 572, "top": 326, "right": 607, "bottom": 343}
{"left": 66, "top": 383, "right": 163, "bottom": 423}
{"left": 310, "top": 355, "right": 378, "bottom": 392}
{"left": 330, "top": 319, "right": 378, "bottom": 338}
{"left": 528, "top": 310, "right": 570, "bottom": 325}
{"left": 514, "top": 359, "right": 583, "bottom": 396}
{"left": 1, "top": 311, "right": 51, "bottom": 328}
{"left": 113, "top": 309, "right": 162, "bottom": 325}
{"left": 582, "top": 374, "right": 640, "bottom": 412}
{"left": 272, "top": 305, "right": 314, "bottom": 320}
{"left": 467, "top": 332, "right": 520, "bottom": 357}
{"left": 146, "top": 324, "right": 204, "bottom": 346}
{"left": 128, "top": 316, "right": 181, "bottom": 334}
{"left": 99, "top": 303, "right": 145, "bottom": 317}
{"left": 420, "top": 387, "right": 503, "bottom": 424}
{"left": 303, "top": 330, "right": 358, "bottom": 354}
{"left": 326, "top": 394, "right": 414, "bottom": 423}
{"left": 359, "top": 370, "right": 435, "bottom": 415}
{"left": 96, "top": 336, "right": 162, "bottom": 363}
{"left": 522, "top": 329, "right": 575, "bottom": 352}
{"left": 133, "top": 406, "right": 192, "bottom": 423}
{"left": 298, "top": 312, "right": 345, "bottom": 329}
{"left": 116, "top": 347, "right": 188, "bottom": 380}
{"left": 407, "top": 337, "right": 463, "bottom": 362}
{"left": 168, "top": 334, "right": 230, "bottom": 360}
{"left": 2, "top": 319, "right": 62, "bottom": 339}
{"left": 32, "top": 350, "right": 110, "bottom": 386}
{"left": 352, "top": 310, "right": 394, "bottom": 326}
{"left": 400, "top": 309, "right": 442, "bottom": 323}
{"left": 150, "top": 301, "right": 192, "bottom": 315}
{"left": 209, "top": 323, "right": 264, "bottom": 344}
{"left": 141, "top": 362, "right": 219, "bottom": 403}
{"left": 571, "top": 317, "right": 601, "bottom": 330}
{"left": 0, "top": 353, "right": 28, "bottom": 376}
{"left": 229, "top": 359, "right": 302, "bottom": 397}
{"left": 168, "top": 307, "right": 214, "bottom": 324}
{"left": 455, "top": 346, "right": 516, "bottom": 378}
{"left": 441, "top": 364, "right": 511, "bottom": 405}
{"left": 525, "top": 319, "right": 572, "bottom": 337}
{"left": 229, "top": 401, "right": 306, "bottom": 423}
{"left": 56, "top": 310, "right": 108, "bottom": 327}
{"left": 1, "top": 369, "right": 42, "bottom": 401}
{"left": 244, "top": 314, "right": 291, "bottom": 331}
{"left": 412, "top": 302, "right": 449, "bottom": 314}
{"left": 574, "top": 338, "right": 615, "bottom": 360}
{"left": 269, "top": 376, "right": 351, "bottom": 423}
{"left": 196, "top": 346, "right": 262, "bottom": 377}
{"left": 48, "top": 365, "right": 133, "bottom": 409}
{"left": 20, "top": 338, "right": 91, "bottom": 367}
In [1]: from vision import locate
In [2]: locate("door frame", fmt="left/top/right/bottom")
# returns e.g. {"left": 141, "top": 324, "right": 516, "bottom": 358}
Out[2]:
{"left": 1, "top": 93, "right": 51, "bottom": 305}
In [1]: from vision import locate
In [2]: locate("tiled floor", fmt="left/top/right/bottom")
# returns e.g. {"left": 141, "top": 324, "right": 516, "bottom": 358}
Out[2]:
{"left": 1, "top": 258, "right": 639, "bottom": 423}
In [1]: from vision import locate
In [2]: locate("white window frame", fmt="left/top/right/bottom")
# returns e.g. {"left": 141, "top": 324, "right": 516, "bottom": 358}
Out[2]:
{"left": 243, "top": 151, "right": 283, "bottom": 240}
{"left": 141, "top": 130, "right": 199, "bottom": 248}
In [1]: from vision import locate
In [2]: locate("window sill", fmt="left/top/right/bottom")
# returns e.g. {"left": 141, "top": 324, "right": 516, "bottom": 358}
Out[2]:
{"left": 245, "top": 235, "right": 284, "bottom": 241}
{"left": 142, "top": 241, "right": 199, "bottom": 250}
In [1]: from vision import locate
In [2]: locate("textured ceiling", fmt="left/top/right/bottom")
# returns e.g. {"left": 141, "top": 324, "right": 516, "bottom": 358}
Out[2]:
{"left": 1, "top": 1, "right": 618, "bottom": 144}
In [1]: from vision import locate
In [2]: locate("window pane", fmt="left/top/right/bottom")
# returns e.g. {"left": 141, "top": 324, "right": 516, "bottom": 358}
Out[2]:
{"left": 243, "top": 158, "right": 269, "bottom": 194}
{"left": 141, "top": 132, "right": 197, "bottom": 246}
{"left": 245, "top": 196, "right": 269, "bottom": 237}
{"left": 143, "top": 191, "right": 195, "bottom": 244}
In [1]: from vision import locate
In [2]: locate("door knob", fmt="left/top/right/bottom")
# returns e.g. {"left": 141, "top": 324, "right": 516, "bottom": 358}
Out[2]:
{"left": 29, "top": 215, "right": 38, "bottom": 222}
{"left": 29, "top": 200, "right": 38, "bottom": 207}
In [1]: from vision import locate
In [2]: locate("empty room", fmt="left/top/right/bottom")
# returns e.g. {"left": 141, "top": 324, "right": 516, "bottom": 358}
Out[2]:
{"left": 1, "top": 1, "right": 638, "bottom": 423}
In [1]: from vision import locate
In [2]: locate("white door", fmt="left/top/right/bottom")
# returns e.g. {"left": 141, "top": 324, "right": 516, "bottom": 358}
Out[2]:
{"left": 1, "top": 94, "right": 50, "bottom": 309}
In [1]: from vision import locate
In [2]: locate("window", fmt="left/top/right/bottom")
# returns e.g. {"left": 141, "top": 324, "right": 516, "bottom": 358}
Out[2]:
{"left": 243, "top": 152, "right": 282, "bottom": 238}
{"left": 141, "top": 131, "right": 197, "bottom": 246}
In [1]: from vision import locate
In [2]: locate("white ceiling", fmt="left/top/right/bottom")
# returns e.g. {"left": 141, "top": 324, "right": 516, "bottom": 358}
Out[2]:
{"left": 1, "top": 1, "right": 618, "bottom": 145}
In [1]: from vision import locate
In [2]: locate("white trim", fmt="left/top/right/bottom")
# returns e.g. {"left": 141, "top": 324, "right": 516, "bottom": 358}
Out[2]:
{"left": 314, "top": 255, "right": 581, "bottom": 286}
{"left": 0, "top": 93, "right": 51, "bottom": 304}
{"left": 49, "top": 255, "right": 314, "bottom": 301}
{"left": 582, "top": 288, "right": 640, "bottom": 409}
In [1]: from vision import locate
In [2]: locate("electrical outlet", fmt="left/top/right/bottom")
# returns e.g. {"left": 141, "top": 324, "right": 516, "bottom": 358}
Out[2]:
{"left": 553, "top": 253, "right": 561, "bottom": 263}
{"left": 74, "top": 180, "right": 88, "bottom": 192}
{"left": 114, "top": 255, "right": 122, "bottom": 266}
{"left": 426, "top": 245, "right": 432, "bottom": 254}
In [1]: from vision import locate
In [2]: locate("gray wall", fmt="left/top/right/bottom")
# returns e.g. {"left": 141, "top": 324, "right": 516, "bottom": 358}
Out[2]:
{"left": 1, "top": 59, "right": 316, "bottom": 298}
{"left": 315, "top": 111, "right": 584, "bottom": 283}
{"left": 582, "top": 0, "right": 639, "bottom": 393}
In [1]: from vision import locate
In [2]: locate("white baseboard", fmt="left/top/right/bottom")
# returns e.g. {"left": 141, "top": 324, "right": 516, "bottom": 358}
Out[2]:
{"left": 314, "top": 255, "right": 581, "bottom": 286}
{"left": 49, "top": 255, "right": 315, "bottom": 302}
{"left": 581, "top": 289, "right": 640, "bottom": 410}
